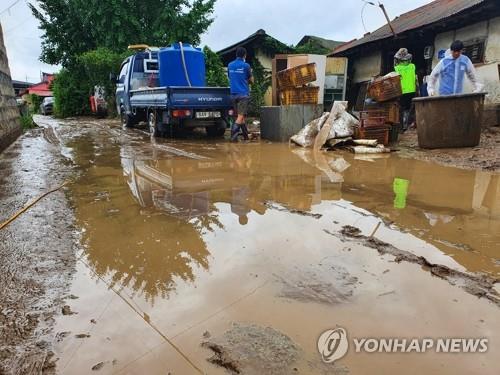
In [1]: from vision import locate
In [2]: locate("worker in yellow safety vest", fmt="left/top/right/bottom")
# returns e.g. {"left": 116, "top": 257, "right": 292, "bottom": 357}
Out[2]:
{"left": 394, "top": 48, "right": 418, "bottom": 131}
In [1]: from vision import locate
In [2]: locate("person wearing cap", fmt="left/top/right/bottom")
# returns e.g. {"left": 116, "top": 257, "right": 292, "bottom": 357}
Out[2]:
{"left": 427, "top": 40, "right": 483, "bottom": 96}
{"left": 394, "top": 48, "right": 417, "bottom": 130}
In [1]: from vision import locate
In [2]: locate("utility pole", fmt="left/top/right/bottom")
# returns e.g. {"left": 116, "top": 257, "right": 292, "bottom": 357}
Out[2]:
{"left": 378, "top": 2, "right": 397, "bottom": 37}
{"left": 364, "top": 1, "right": 397, "bottom": 37}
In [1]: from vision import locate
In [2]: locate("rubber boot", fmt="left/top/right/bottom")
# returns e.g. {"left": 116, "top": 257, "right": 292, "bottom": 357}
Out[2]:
{"left": 402, "top": 110, "right": 410, "bottom": 132}
{"left": 231, "top": 123, "right": 241, "bottom": 142}
{"left": 240, "top": 123, "right": 249, "bottom": 140}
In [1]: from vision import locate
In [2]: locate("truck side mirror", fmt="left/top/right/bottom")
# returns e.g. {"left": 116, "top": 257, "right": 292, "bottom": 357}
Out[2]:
{"left": 109, "top": 72, "right": 117, "bottom": 82}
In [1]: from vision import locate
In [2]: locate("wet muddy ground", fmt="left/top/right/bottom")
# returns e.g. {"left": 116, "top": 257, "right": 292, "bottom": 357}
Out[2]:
{"left": 398, "top": 127, "right": 500, "bottom": 172}
{"left": 0, "top": 115, "right": 499, "bottom": 374}
{"left": 0, "top": 125, "right": 76, "bottom": 373}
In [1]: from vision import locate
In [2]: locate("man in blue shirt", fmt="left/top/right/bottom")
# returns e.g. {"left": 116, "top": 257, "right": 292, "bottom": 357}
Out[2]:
{"left": 428, "top": 40, "right": 482, "bottom": 96}
{"left": 228, "top": 47, "right": 254, "bottom": 141}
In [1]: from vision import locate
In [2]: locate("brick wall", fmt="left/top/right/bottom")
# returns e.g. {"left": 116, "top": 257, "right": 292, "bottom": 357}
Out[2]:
{"left": 0, "top": 23, "right": 21, "bottom": 153}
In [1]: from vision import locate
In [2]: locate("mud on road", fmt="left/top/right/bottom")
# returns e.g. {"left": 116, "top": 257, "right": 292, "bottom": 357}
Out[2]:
{"left": 1, "top": 115, "right": 499, "bottom": 374}
{"left": 0, "top": 127, "right": 76, "bottom": 374}
{"left": 398, "top": 127, "right": 500, "bottom": 172}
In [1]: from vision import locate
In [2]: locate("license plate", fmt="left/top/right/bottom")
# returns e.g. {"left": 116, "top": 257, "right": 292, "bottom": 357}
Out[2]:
{"left": 196, "top": 111, "right": 221, "bottom": 119}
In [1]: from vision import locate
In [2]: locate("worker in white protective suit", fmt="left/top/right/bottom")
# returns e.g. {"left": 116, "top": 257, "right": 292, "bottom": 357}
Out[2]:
{"left": 427, "top": 40, "right": 483, "bottom": 96}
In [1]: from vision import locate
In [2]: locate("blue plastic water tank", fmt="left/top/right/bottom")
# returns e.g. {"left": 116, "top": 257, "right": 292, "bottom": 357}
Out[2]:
{"left": 158, "top": 43, "right": 206, "bottom": 87}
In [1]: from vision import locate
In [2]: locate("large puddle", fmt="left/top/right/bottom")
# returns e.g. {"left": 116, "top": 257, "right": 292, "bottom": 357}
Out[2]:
{"left": 53, "top": 123, "right": 500, "bottom": 374}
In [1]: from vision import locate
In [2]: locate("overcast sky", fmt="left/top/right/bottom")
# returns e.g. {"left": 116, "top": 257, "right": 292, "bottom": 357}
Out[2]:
{"left": 1, "top": 0, "right": 433, "bottom": 82}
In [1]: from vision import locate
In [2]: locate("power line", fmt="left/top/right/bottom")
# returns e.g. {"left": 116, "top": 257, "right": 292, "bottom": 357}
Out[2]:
{"left": 361, "top": 0, "right": 378, "bottom": 34}
{"left": 361, "top": 2, "right": 370, "bottom": 33}
{"left": 0, "top": 0, "right": 23, "bottom": 16}
{"left": 360, "top": 0, "right": 396, "bottom": 37}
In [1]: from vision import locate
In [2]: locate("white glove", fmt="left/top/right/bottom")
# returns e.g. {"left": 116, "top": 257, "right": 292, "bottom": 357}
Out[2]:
{"left": 473, "top": 83, "right": 484, "bottom": 93}
{"left": 427, "top": 88, "right": 436, "bottom": 97}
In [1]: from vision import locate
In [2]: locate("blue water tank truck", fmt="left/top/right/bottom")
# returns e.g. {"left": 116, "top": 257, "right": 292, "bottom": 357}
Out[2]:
{"left": 115, "top": 43, "right": 233, "bottom": 137}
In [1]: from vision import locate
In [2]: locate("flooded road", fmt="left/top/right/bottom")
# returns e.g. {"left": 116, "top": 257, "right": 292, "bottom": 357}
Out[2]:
{"left": 19, "top": 117, "right": 500, "bottom": 374}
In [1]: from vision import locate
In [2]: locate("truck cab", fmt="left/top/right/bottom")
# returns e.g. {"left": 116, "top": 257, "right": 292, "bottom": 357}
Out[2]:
{"left": 115, "top": 45, "right": 234, "bottom": 137}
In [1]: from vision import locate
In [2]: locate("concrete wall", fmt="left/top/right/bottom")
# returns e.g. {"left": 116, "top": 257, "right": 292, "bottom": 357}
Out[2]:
{"left": 353, "top": 50, "right": 381, "bottom": 83}
{"left": 260, "top": 104, "right": 324, "bottom": 142}
{"left": 0, "top": 23, "right": 20, "bottom": 152}
{"left": 485, "top": 17, "right": 500, "bottom": 62}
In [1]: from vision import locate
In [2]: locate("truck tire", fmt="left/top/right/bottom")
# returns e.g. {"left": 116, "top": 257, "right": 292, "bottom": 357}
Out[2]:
{"left": 148, "top": 111, "right": 161, "bottom": 137}
{"left": 206, "top": 121, "right": 226, "bottom": 137}
{"left": 97, "top": 108, "right": 108, "bottom": 119}
{"left": 121, "top": 108, "right": 137, "bottom": 128}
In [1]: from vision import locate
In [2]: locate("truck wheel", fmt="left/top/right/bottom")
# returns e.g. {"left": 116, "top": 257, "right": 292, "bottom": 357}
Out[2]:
{"left": 121, "top": 108, "right": 136, "bottom": 128}
{"left": 97, "top": 108, "right": 108, "bottom": 119}
{"left": 148, "top": 111, "right": 160, "bottom": 137}
{"left": 206, "top": 121, "right": 226, "bottom": 137}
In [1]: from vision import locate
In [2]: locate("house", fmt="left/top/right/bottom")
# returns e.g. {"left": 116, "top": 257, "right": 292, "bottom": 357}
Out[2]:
{"left": 11, "top": 80, "right": 33, "bottom": 97}
{"left": 25, "top": 73, "right": 54, "bottom": 97}
{"left": 296, "top": 35, "right": 344, "bottom": 54}
{"left": 331, "top": 0, "right": 500, "bottom": 119}
{"left": 218, "top": 29, "right": 293, "bottom": 106}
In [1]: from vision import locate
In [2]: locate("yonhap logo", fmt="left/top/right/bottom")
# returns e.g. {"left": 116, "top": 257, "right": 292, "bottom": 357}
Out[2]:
{"left": 317, "top": 327, "right": 349, "bottom": 364}
{"left": 318, "top": 326, "right": 489, "bottom": 364}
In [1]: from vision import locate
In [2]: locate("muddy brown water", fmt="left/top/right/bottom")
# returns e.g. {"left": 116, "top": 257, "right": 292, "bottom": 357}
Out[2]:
{"left": 36, "top": 118, "right": 499, "bottom": 374}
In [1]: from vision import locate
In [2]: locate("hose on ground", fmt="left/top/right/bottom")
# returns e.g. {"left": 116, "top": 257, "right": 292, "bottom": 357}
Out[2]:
{"left": 0, "top": 181, "right": 69, "bottom": 231}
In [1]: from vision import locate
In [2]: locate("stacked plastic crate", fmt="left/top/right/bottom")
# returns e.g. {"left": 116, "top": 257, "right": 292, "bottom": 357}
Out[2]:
{"left": 362, "top": 74, "right": 403, "bottom": 144}
{"left": 277, "top": 63, "right": 319, "bottom": 105}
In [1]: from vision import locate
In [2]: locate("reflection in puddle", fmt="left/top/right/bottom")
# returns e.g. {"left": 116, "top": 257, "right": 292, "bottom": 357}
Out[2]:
{"left": 68, "top": 134, "right": 500, "bottom": 306}
{"left": 52, "top": 126, "right": 500, "bottom": 374}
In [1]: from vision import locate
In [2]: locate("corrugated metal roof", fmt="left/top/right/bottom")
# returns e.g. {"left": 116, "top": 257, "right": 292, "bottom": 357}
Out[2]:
{"left": 332, "top": 0, "right": 485, "bottom": 55}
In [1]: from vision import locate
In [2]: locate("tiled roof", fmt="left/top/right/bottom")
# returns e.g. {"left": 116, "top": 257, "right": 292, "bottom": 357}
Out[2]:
{"left": 332, "top": 0, "right": 485, "bottom": 55}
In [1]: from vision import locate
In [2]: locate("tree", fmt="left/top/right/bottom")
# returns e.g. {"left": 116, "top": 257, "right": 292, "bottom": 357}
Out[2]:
{"left": 203, "top": 46, "right": 228, "bottom": 87}
{"left": 294, "top": 40, "right": 330, "bottom": 55}
{"left": 51, "top": 48, "right": 130, "bottom": 117}
{"left": 79, "top": 48, "right": 131, "bottom": 114}
{"left": 30, "top": 0, "right": 216, "bottom": 67}
{"left": 52, "top": 66, "right": 90, "bottom": 117}
{"left": 249, "top": 59, "right": 271, "bottom": 116}
{"left": 30, "top": 0, "right": 216, "bottom": 117}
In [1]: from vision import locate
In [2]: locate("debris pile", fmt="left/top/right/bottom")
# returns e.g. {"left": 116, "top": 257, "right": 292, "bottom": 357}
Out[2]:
{"left": 290, "top": 101, "right": 392, "bottom": 153}
{"left": 364, "top": 71, "right": 403, "bottom": 137}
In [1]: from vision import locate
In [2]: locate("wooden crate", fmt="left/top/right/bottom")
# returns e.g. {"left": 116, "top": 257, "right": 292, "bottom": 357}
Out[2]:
{"left": 360, "top": 117, "right": 386, "bottom": 128}
{"left": 381, "top": 101, "right": 400, "bottom": 124}
{"left": 277, "top": 63, "right": 317, "bottom": 89}
{"left": 280, "top": 86, "right": 319, "bottom": 105}
{"left": 360, "top": 110, "right": 386, "bottom": 120}
{"left": 355, "top": 125, "right": 390, "bottom": 146}
{"left": 367, "top": 75, "right": 402, "bottom": 102}
{"left": 359, "top": 110, "right": 387, "bottom": 128}
{"left": 364, "top": 101, "right": 400, "bottom": 124}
